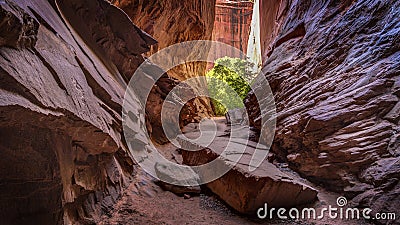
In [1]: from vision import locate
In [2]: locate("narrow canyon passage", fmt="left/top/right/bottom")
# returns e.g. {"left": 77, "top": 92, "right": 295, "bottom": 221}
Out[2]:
{"left": 101, "top": 118, "right": 360, "bottom": 225}
{"left": 0, "top": 0, "right": 399, "bottom": 225}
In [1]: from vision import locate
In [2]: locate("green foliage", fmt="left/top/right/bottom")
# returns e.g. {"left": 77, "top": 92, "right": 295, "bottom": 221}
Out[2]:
{"left": 206, "top": 57, "right": 257, "bottom": 116}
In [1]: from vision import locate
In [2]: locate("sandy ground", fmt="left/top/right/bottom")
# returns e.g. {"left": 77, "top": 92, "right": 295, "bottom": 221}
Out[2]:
{"left": 100, "top": 170, "right": 311, "bottom": 225}
{"left": 100, "top": 168, "right": 372, "bottom": 225}
{"left": 101, "top": 118, "right": 372, "bottom": 225}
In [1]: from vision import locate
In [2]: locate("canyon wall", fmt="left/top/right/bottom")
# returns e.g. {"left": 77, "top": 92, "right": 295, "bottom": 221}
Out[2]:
{"left": 210, "top": 0, "right": 253, "bottom": 58}
{"left": 246, "top": 0, "right": 400, "bottom": 216}
{"left": 258, "top": 0, "right": 289, "bottom": 62}
{"left": 0, "top": 0, "right": 218, "bottom": 223}
{"left": 112, "top": 0, "right": 216, "bottom": 118}
{"left": 0, "top": 0, "right": 157, "bottom": 224}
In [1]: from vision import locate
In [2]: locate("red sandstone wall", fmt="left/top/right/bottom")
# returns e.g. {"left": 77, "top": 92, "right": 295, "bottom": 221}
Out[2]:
{"left": 259, "top": 0, "right": 288, "bottom": 62}
{"left": 211, "top": 0, "right": 253, "bottom": 58}
{"left": 246, "top": 0, "right": 400, "bottom": 217}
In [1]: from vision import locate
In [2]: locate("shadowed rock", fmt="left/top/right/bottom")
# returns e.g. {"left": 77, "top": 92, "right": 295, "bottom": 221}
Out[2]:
{"left": 178, "top": 120, "right": 318, "bottom": 214}
{"left": 245, "top": 0, "right": 400, "bottom": 217}
{"left": 0, "top": 0, "right": 156, "bottom": 223}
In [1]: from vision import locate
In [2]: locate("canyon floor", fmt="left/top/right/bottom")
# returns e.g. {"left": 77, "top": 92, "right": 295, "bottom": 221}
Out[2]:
{"left": 101, "top": 118, "right": 372, "bottom": 225}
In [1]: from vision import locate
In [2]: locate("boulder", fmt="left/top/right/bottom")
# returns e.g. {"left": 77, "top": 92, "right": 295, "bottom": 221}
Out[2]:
{"left": 225, "top": 108, "right": 246, "bottom": 125}
{"left": 154, "top": 162, "right": 201, "bottom": 195}
{"left": 177, "top": 122, "right": 318, "bottom": 214}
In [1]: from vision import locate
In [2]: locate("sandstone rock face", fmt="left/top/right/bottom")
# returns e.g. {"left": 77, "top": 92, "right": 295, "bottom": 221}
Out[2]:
{"left": 258, "top": 0, "right": 289, "bottom": 62}
{"left": 245, "top": 0, "right": 400, "bottom": 216}
{"left": 226, "top": 108, "right": 247, "bottom": 125}
{"left": 145, "top": 72, "right": 200, "bottom": 144}
{"left": 210, "top": 0, "right": 253, "bottom": 58}
{"left": 154, "top": 162, "right": 201, "bottom": 195}
{"left": 0, "top": 0, "right": 154, "bottom": 224}
{"left": 112, "top": 0, "right": 215, "bottom": 119}
{"left": 178, "top": 119, "right": 318, "bottom": 214}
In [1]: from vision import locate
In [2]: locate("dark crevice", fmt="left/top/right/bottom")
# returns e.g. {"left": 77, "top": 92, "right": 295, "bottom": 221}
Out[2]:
{"left": 0, "top": 66, "right": 47, "bottom": 108}
{"left": 27, "top": 6, "right": 58, "bottom": 35}
{"left": 0, "top": 125, "right": 63, "bottom": 225}
{"left": 267, "top": 22, "right": 306, "bottom": 57}
{"left": 275, "top": 22, "right": 306, "bottom": 48}
{"left": 74, "top": 56, "right": 122, "bottom": 114}
{"left": 32, "top": 48, "right": 69, "bottom": 94}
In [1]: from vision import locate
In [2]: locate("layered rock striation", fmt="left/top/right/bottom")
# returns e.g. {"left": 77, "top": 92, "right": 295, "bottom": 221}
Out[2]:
{"left": 0, "top": 0, "right": 155, "bottom": 224}
{"left": 210, "top": 0, "right": 254, "bottom": 58}
{"left": 0, "top": 0, "right": 219, "bottom": 223}
{"left": 245, "top": 0, "right": 400, "bottom": 217}
{"left": 112, "top": 0, "right": 216, "bottom": 119}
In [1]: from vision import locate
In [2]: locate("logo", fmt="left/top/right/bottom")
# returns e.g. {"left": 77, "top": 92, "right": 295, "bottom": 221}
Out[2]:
{"left": 257, "top": 197, "right": 396, "bottom": 221}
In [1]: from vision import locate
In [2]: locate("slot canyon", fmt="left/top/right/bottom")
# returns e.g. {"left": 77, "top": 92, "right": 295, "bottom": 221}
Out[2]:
{"left": 0, "top": 0, "right": 399, "bottom": 224}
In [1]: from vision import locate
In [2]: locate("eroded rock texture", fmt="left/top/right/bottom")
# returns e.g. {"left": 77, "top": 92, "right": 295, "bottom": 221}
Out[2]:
{"left": 179, "top": 121, "right": 318, "bottom": 214}
{"left": 144, "top": 71, "right": 204, "bottom": 144}
{"left": 210, "top": 0, "right": 253, "bottom": 58}
{"left": 112, "top": 0, "right": 215, "bottom": 119}
{"left": 246, "top": 0, "right": 400, "bottom": 217}
{"left": 0, "top": 0, "right": 153, "bottom": 224}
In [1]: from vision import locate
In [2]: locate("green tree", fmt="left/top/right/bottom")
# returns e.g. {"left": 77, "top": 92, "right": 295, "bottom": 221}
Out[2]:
{"left": 206, "top": 57, "right": 257, "bottom": 116}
